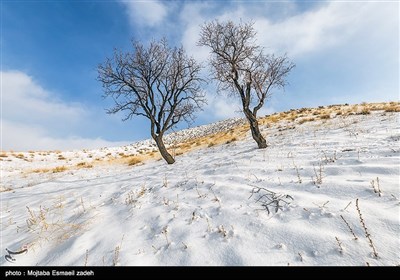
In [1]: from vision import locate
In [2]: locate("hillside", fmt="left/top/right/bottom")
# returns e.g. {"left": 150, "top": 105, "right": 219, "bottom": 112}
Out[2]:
{"left": 1, "top": 102, "right": 399, "bottom": 266}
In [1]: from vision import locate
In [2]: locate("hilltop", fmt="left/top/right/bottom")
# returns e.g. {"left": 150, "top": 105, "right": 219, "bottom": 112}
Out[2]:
{"left": 1, "top": 101, "right": 399, "bottom": 266}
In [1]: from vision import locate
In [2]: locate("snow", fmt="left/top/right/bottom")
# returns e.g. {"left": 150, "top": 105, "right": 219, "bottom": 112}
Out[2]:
{"left": 1, "top": 109, "right": 399, "bottom": 266}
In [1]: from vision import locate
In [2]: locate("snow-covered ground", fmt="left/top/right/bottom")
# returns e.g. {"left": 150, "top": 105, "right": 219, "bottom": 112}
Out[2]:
{"left": 1, "top": 109, "right": 399, "bottom": 266}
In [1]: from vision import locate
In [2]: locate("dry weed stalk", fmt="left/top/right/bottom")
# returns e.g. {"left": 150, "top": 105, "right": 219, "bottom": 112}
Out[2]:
{"left": 217, "top": 225, "right": 228, "bottom": 238}
{"left": 292, "top": 160, "right": 302, "bottom": 184}
{"left": 298, "top": 252, "right": 303, "bottom": 262}
{"left": 112, "top": 246, "right": 120, "bottom": 266}
{"left": 161, "top": 226, "right": 170, "bottom": 247}
{"left": 162, "top": 174, "right": 168, "bottom": 188}
{"left": 206, "top": 217, "right": 212, "bottom": 232}
{"left": 335, "top": 236, "right": 344, "bottom": 255}
{"left": 343, "top": 201, "right": 352, "bottom": 211}
{"left": 80, "top": 197, "right": 86, "bottom": 212}
{"left": 112, "top": 234, "right": 125, "bottom": 266}
{"left": 356, "top": 199, "right": 378, "bottom": 258}
{"left": 312, "top": 162, "right": 324, "bottom": 186}
{"left": 370, "top": 177, "right": 382, "bottom": 197}
{"left": 209, "top": 184, "right": 221, "bottom": 207}
{"left": 249, "top": 187, "right": 293, "bottom": 214}
{"left": 322, "top": 150, "right": 337, "bottom": 163}
{"left": 195, "top": 186, "right": 206, "bottom": 198}
{"left": 340, "top": 215, "right": 358, "bottom": 240}
{"left": 84, "top": 249, "right": 89, "bottom": 266}
{"left": 313, "top": 201, "right": 329, "bottom": 210}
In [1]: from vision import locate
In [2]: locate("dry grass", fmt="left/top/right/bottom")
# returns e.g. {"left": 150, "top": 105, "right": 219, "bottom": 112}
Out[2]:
{"left": 225, "top": 136, "right": 237, "bottom": 144}
{"left": 357, "top": 107, "right": 371, "bottom": 115}
{"left": 32, "top": 168, "right": 51, "bottom": 173}
{"left": 127, "top": 157, "right": 142, "bottom": 166}
{"left": 76, "top": 162, "right": 93, "bottom": 169}
{"left": 26, "top": 202, "right": 85, "bottom": 245}
{"left": 319, "top": 114, "right": 331, "bottom": 120}
{"left": 298, "top": 117, "right": 315, "bottom": 125}
{"left": 384, "top": 103, "right": 400, "bottom": 112}
{"left": 19, "top": 101, "right": 400, "bottom": 173}
{"left": 52, "top": 166, "right": 68, "bottom": 173}
{"left": 34, "top": 166, "right": 64, "bottom": 173}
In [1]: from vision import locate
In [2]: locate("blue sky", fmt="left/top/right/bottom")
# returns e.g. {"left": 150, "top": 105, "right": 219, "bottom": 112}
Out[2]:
{"left": 1, "top": 0, "right": 399, "bottom": 151}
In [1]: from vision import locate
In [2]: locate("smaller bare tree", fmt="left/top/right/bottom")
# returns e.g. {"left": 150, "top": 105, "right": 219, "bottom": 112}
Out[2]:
{"left": 98, "top": 39, "right": 206, "bottom": 164}
{"left": 199, "top": 20, "right": 295, "bottom": 149}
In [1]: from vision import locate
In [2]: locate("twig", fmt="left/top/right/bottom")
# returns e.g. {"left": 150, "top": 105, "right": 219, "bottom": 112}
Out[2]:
{"left": 312, "top": 162, "right": 324, "bottom": 186}
{"left": 161, "top": 226, "right": 170, "bottom": 247}
{"left": 206, "top": 217, "right": 212, "bottom": 232}
{"left": 112, "top": 246, "right": 120, "bottom": 266}
{"left": 356, "top": 199, "right": 378, "bottom": 258}
{"left": 298, "top": 252, "right": 303, "bottom": 262}
{"left": 340, "top": 215, "right": 358, "bottom": 240}
{"left": 335, "top": 236, "right": 344, "bottom": 255}
{"left": 249, "top": 186, "right": 293, "bottom": 214}
{"left": 84, "top": 249, "right": 89, "bottom": 266}
{"left": 292, "top": 160, "right": 302, "bottom": 184}
{"left": 313, "top": 201, "right": 329, "bottom": 209}
{"left": 370, "top": 177, "right": 382, "bottom": 197}
{"left": 209, "top": 184, "right": 221, "bottom": 207}
{"left": 162, "top": 174, "right": 168, "bottom": 188}
{"left": 343, "top": 201, "right": 352, "bottom": 211}
{"left": 195, "top": 186, "right": 206, "bottom": 198}
{"left": 80, "top": 197, "right": 86, "bottom": 212}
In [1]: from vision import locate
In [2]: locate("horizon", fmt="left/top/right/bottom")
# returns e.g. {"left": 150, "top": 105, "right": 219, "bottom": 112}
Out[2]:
{"left": 2, "top": 0, "right": 399, "bottom": 151}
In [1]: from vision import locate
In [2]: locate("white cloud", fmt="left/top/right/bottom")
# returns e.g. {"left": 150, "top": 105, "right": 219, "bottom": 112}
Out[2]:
{"left": 179, "top": 1, "right": 398, "bottom": 57}
{"left": 2, "top": 71, "right": 86, "bottom": 128}
{"left": 202, "top": 93, "right": 275, "bottom": 120}
{"left": 210, "top": 98, "right": 242, "bottom": 120}
{"left": 179, "top": 2, "right": 213, "bottom": 63}
{"left": 1, "top": 119, "right": 129, "bottom": 151}
{"left": 121, "top": 0, "right": 168, "bottom": 27}
{"left": 253, "top": 2, "right": 393, "bottom": 57}
{"left": 1, "top": 71, "right": 129, "bottom": 151}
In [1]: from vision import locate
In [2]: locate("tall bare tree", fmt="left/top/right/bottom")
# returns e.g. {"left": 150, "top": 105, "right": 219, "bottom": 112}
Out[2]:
{"left": 198, "top": 20, "right": 295, "bottom": 148}
{"left": 98, "top": 39, "right": 206, "bottom": 164}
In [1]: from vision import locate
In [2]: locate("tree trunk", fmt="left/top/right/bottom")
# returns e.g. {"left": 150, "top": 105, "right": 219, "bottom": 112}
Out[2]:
{"left": 245, "top": 110, "right": 267, "bottom": 149}
{"left": 153, "top": 134, "right": 175, "bottom": 164}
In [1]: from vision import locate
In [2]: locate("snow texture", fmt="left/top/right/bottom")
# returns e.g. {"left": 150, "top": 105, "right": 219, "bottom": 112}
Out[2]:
{"left": 1, "top": 111, "right": 399, "bottom": 266}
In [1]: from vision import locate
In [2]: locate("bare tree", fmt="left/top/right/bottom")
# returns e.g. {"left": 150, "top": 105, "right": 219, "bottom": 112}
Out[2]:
{"left": 98, "top": 39, "right": 206, "bottom": 164}
{"left": 198, "top": 20, "right": 295, "bottom": 149}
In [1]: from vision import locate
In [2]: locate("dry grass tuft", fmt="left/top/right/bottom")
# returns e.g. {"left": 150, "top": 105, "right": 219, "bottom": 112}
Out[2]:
{"left": 52, "top": 166, "right": 68, "bottom": 173}
{"left": 26, "top": 203, "right": 85, "bottom": 244}
{"left": 127, "top": 157, "right": 142, "bottom": 166}
{"left": 358, "top": 108, "right": 371, "bottom": 115}
{"left": 319, "top": 114, "right": 331, "bottom": 120}
{"left": 15, "top": 153, "right": 25, "bottom": 159}
{"left": 76, "top": 162, "right": 93, "bottom": 168}
{"left": 225, "top": 136, "right": 237, "bottom": 144}
{"left": 32, "top": 168, "right": 51, "bottom": 173}
{"left": 384, "top": 104, "right": 400, "bottom": 112}
{"left": 298, "top": 117, "right": 315, "bottom": 125}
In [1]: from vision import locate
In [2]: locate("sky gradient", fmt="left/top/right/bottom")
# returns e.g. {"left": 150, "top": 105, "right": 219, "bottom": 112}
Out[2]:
{"left": 1, "top": 0, "right": 399, "bottom": 151}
